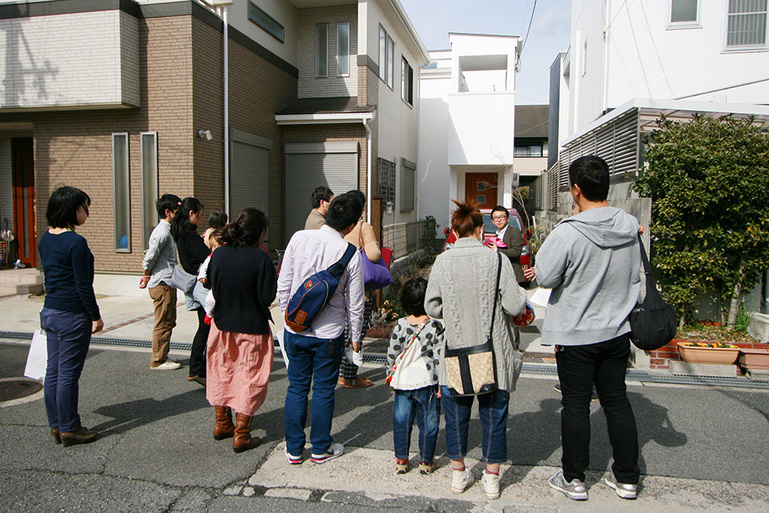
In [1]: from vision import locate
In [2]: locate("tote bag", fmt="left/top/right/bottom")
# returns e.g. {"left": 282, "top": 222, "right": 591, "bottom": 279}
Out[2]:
{"left": 387, "top": 319, "right": 432, "bottom": 390}
{"left": 168, "top": 264, "right": 196, "bottom": 294}
{"left": 24, "top": 329, "right": 48, "bottom": 382}
{"left": 358, "top": 227, "right": 393, "bottom": 290}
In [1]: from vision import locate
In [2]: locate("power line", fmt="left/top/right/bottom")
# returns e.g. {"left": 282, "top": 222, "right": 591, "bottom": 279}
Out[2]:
{"left": 521, "top": 0, "right": 538, "bottom": 54}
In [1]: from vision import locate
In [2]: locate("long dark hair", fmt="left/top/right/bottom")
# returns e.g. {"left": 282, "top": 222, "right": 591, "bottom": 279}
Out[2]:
{"left": 46, "top": 186, "right": 91, "bottom": 229}
{"left": 219, "top": 208, "right": 269, "bottom": 248}
{"left": 170, "top": 197, "right": 204, "bottom": 240}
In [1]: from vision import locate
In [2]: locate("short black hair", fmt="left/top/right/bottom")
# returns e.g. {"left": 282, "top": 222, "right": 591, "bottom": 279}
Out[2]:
{"left": 46, "top": 186, "right": 91, "bottom": 229}
{"left": 490, "top": 205, "right": 509, "bottom": 218}
{"left": 346, "top": 189, "right": 365, "bottom": 218}
{"left": 568, "top": 155, "right": 610, "bottom": 202}
{"left": 156, "top": 193, "right": 182, "bottom": 218}
{"left": 311, "top": 186, "right": 334, "bottom": 209}
{"left": 326, "top": 192, "right": 362, "bottom": 232}
{"left": 208, "top": 209, "right": 228, "bottom": 229}
{"left": 400, "top": 277, "right": 428, "bottom": 317}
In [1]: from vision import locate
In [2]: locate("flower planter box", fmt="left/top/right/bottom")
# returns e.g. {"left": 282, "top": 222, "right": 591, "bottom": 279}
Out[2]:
{"left": 739, "top": 349, "right": 769, "bottom": 370}
{"left": 678, "top": 344, "right": 739, "bottom": 365}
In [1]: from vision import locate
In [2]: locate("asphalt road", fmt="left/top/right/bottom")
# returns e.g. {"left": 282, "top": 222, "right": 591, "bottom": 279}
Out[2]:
{"left": 1, "top": 339, "right": 768, "bottom": 513}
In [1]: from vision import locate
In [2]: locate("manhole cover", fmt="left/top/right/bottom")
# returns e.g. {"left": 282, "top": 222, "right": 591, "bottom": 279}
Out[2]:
{"left": 0, "top": 379, "right": 43, "bottom": 402}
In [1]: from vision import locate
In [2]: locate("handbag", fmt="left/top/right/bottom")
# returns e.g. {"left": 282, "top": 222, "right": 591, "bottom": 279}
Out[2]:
{"left": 24, "top": 329, "right": 48, "bottom": 382}
{"left": 358, "top": 226, "right": 393, "bottom": 290}
{"left": 630, "top": 233, "right": 678, "bottom": 351}
{"left": 387, "top": 318, "right": 432, "bottom": 389}
{"left": 168, "top": 264, "right": 196, "bottom": 294}
{"left": 444, "top": 253, "right": 502, "bottom": 396}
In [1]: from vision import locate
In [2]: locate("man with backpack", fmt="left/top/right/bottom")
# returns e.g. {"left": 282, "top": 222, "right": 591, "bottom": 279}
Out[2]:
{"left": 278, "top": 192, "right": 365, "bottom": 465}
{"left": 525, "top": 155, "right": 642, "bottom": 501}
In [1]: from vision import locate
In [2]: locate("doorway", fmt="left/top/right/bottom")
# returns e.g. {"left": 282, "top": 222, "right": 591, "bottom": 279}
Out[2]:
{"left": 12, "top": 137, "right": 36, "bottom": 268}
{"left": 464, "top": 172, "right": 498, "bottom": 209}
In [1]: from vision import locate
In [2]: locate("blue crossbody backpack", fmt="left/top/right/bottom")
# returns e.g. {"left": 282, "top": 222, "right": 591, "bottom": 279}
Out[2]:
{"left": 284, "top": 243, "right": 357, "bottom": 333}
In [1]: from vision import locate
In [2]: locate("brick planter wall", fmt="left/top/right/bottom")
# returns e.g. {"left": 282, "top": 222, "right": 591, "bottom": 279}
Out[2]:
{"left": 647, "top": 339, "right": 769, "bottom": 371}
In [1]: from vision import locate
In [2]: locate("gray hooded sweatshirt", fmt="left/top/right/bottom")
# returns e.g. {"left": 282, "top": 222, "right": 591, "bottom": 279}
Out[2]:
{"left": 535, "top": 206, "right": 641, "bottom": 346}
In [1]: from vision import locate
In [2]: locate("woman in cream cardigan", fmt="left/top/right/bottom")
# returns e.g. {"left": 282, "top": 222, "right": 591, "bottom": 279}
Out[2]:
{"left": 425, "top": 200, "right": 527, "bottom": 499}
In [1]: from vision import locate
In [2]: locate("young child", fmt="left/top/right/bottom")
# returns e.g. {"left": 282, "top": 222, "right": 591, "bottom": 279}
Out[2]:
{"left": 386, "top": 277, "right": 444, "bottom": 475}
{"left": 198, "top": 210, "right": 228, "bottom": 287}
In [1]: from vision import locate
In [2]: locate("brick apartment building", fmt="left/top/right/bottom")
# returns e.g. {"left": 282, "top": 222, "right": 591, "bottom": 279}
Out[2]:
{"left": 0, "top": 0, "right": 427, "bottom": 291}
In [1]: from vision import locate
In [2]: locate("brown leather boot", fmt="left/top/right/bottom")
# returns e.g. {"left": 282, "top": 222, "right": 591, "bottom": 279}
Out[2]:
{"left": 232, "top": 413, "right": 261, "bottom": 453}
{"left": 213, "top": 406, "right": 235, "bottom": 440}
{"left": 60, "top": 426, "right": 97, "bottom": 447}
{"left": 51, "top": 428, "right": 61, "bottom": 444}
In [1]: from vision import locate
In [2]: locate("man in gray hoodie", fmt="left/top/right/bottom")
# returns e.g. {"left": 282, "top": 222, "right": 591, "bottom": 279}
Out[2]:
{"left": 526, "top": 155, "right": 642, "bottom": 501}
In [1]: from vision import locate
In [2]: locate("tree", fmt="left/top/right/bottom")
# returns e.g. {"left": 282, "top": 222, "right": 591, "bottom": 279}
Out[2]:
{"left": 634, "top": 114, "right": 769, "bottom": 327}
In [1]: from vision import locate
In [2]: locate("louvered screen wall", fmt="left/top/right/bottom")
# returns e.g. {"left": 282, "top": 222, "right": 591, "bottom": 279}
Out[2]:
{"left": 558, "top": 109, "right": 640, "bottom": 190}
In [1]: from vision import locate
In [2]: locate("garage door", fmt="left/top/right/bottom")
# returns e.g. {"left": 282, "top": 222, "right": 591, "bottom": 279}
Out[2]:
{"left": 230, "top": 129, "right": 272, "bottom": 218}
{"left": 285, "top": 141, "right": 359, "bottom": 240}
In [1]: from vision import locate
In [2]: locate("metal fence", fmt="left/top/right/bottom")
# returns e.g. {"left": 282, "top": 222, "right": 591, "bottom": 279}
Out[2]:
{"left": 529, "top": 163, "right": 559, "bottom": 212}
{"left": 382, "top": 220, "right": 425, "bottom": 262}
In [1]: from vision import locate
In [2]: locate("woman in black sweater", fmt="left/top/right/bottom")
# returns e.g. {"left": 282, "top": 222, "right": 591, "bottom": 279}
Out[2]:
{"left": 206, "top": 207, "right": 277, "bottom": 453}
{"left": 171, "top": 197, "right": 210, "bottom": 385}
{"left": 38, "top": 186, "right": 103, "bottom": 447}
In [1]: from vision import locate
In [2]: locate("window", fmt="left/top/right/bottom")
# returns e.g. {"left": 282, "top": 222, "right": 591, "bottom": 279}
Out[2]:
{"left": 727, "top": 0, "right": 767, "bottom": 47}
{"left": 401, "top": 57, "right": 413, "bottom": 105}
{"left": 248, "top": 2, "right": 284, "bottom": 42}
{"left": 514, "top": 144, "right": 544, "bottom": 157}
{"left": 337, "top": 22, "right": 350, "bottom": 77}
{"left": 316, "top": 24, "right": 328, "bottom": 77}
{"left": 400, "top": 159, "right": 415, "bottom": 212}
{"left": 378, "top": 157, "right": 396, "bottom": 205}
{"left": 112, "top": 133, "right": 130, "bottom": 252}
{"left": 141, "top": 132, "right": 158, "bottom": 252}
{"left": 670, "top": 0, "right": 698, "bottom": 23}
{"left": 378, "top": 24, "right": 394, "bottom": 87}
{"left": 387, "top": 35, "right": 394, "bottom": 88}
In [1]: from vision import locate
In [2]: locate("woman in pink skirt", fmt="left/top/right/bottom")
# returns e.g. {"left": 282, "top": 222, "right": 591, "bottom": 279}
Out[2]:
{"left": 206, "top": 208, "right": 277, "bottom": 453}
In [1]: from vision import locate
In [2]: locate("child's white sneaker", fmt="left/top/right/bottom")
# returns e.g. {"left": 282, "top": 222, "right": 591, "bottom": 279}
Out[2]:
{"left": 481, "top": 470, "right": 500, "bottom": 499}
{"left": 451, "top": 467, "right": 473, "bottom": 493}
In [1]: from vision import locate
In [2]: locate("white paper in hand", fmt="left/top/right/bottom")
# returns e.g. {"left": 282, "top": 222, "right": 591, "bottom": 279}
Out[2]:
{"left": 529, "top": 287, "right": 552, "bottom": 307}
{"left": 345, "top": 345, "right": 363, "bottom": 367}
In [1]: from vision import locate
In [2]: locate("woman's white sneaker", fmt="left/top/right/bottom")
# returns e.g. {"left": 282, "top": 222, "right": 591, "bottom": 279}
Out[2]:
{"left": 481, "top": 470, "right": 500, "bottom": 499}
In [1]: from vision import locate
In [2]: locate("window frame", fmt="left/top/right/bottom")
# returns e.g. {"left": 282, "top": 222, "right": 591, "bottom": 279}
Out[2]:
{"left": 401, "top": 57, "right": 413, "bottom": 105}
{"left": 112, "top": 133, "right": 130, "bottom": 253}
{"left": 316, "top": 23, "right": 328, "bottom": 78}
{"left": 248, "top": 1, "right": 285, "bottom": 43}
{"left": 140, "top": 131, "right": 158, "bottom": 252}
{"left": 337, "top": 22, "right": 350, "bottom": 77}
{"left": 725, "top": 0, "right": 768, "bottom": 50}
{"left": 399, "top": 159, "right": 416, "bottom": 213}
{"left": 386, "top": 34, "right": 395, "bottom": 89}
{"left": 379, "top": 24, "right": 387, "bottom": 81}
{"left": 668, "top": 0, "right": 701, "bottom": 29}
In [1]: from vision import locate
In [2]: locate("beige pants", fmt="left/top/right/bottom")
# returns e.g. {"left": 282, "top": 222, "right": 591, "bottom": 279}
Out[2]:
{"left": 149, "top": 284, "right": 177, "bottom": 366}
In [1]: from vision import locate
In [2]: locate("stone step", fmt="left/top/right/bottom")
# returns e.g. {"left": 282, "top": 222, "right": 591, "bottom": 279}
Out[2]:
{"left": 0, "top": 271, "right": 43, "bottom": 284}
{"left": 0, "top": 282, "right": 44, "bottom": 296}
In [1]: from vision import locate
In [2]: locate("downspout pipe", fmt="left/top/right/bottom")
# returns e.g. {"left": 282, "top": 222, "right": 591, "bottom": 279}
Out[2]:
{"left": 222, "top": 5, "right": 231, "bottom": 216}
{"left": 363, "top": 118, "right": 372, "bottom": 222}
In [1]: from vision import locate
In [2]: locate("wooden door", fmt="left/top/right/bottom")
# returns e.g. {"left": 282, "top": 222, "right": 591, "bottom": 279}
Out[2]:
{"left": 12, "top": 137, "right": 36, "bottom": 268}
{"left": 464, "top": 172, "right": 498, "bottom": 209}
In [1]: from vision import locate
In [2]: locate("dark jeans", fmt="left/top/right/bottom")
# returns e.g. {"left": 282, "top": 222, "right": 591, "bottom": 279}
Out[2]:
{"left": 41, "top": 308, "right": 92, "bottom": 432}
{"left": 189, "top": 307, "right": 210, "bottom": 377}
{"left": 284, "top": 330, "right": 345, "bottom": 456}
{"left": 556, "top": 335, "right": 640, "bottom": 484}
{"left": 441, "top": 386, "right": 509, "bottom": 464}
{"left": 392, "top": 386, "right": 440, "bottom": 463}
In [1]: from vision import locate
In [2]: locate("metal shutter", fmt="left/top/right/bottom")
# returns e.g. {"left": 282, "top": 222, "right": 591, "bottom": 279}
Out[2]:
{"left": 285, "top": 142, "right": 359, "bottom": 240}
{"left": 230, "top": 138, "right": 270, "bottom": 216}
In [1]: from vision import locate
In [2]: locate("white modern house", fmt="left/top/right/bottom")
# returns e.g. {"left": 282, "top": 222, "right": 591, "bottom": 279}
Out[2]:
{"left": 545, "top": 0, "right": 769, "bottom": 215}
{"left": 417, "top": 33, "right": 522, "bottom": 232}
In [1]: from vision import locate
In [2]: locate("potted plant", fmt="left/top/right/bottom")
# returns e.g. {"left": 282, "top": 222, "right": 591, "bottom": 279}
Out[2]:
{"left": 677, "top": 341, "right": 740, "bottom": 365}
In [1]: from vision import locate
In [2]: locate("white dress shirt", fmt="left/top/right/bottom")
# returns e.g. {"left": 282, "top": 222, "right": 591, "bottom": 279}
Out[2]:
{"left": 278, "top": 225, "right": 365, "bottom": 343}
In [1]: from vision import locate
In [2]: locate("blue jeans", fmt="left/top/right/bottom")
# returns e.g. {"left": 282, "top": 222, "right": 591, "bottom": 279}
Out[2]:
{"left": 441, "top": 386, "right": 509, "bottom": 464}
{"left": 41, "top": 308, "right": 92, "bottom": 432}
{"left": 392, "top": 386, "right": 440, "bottom": 462}
{"left": 556, "top": 335, "right": 640, "bottom": 484}
{"left": 284, "top": 330, "right": 345, "bottom": 456}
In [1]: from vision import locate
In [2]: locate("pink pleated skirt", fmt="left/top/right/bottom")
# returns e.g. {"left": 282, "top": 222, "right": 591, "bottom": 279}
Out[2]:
{"left": 206, "top": 321, "right": 274, "bottom": 416}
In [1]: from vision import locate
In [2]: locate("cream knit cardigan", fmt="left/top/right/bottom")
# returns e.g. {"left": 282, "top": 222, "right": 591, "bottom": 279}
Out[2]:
{"left": 425, "top": 237, "right": 527, "bottom": 392}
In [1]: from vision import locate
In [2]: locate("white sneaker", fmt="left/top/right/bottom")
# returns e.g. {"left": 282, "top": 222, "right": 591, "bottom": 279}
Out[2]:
{"left": 152, "top": 360, "right": 181, "bottom": 370}
{"left": 310, "top": 443, "right": 344, "bottom": 464}
{"left": 451, "top": 468, "right": 473, "bottom": 494}
{"left": 548, "top": 469, "right": 588, "bottom": 500}
{"left": 604, "top": 471, "right": 637, "bottom": 499}
{"left": 481, "top": 470, "right": 500, "bottom": 499}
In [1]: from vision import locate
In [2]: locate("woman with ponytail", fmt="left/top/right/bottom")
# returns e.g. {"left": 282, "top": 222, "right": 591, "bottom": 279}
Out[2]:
{"left": 425, "top": 200, "right": 527, "bottom": 499}
{"left": 205, "top": 208, "right": 277, "bottom": 453}
{"left": 170, "top": 197, "right": 210, "bottom": 385}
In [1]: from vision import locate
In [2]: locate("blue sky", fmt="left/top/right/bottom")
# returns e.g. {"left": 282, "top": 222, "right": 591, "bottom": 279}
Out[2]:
{"left": 399, "top": 0, "right": 571, "bottom": 105}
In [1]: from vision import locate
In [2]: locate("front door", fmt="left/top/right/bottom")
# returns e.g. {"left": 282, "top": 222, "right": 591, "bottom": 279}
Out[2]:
{"left": 464, "top": 172, "right": 498, "bottom": 209}
{"left": 12, "top": 137, "right": 36, "bottom": 268}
